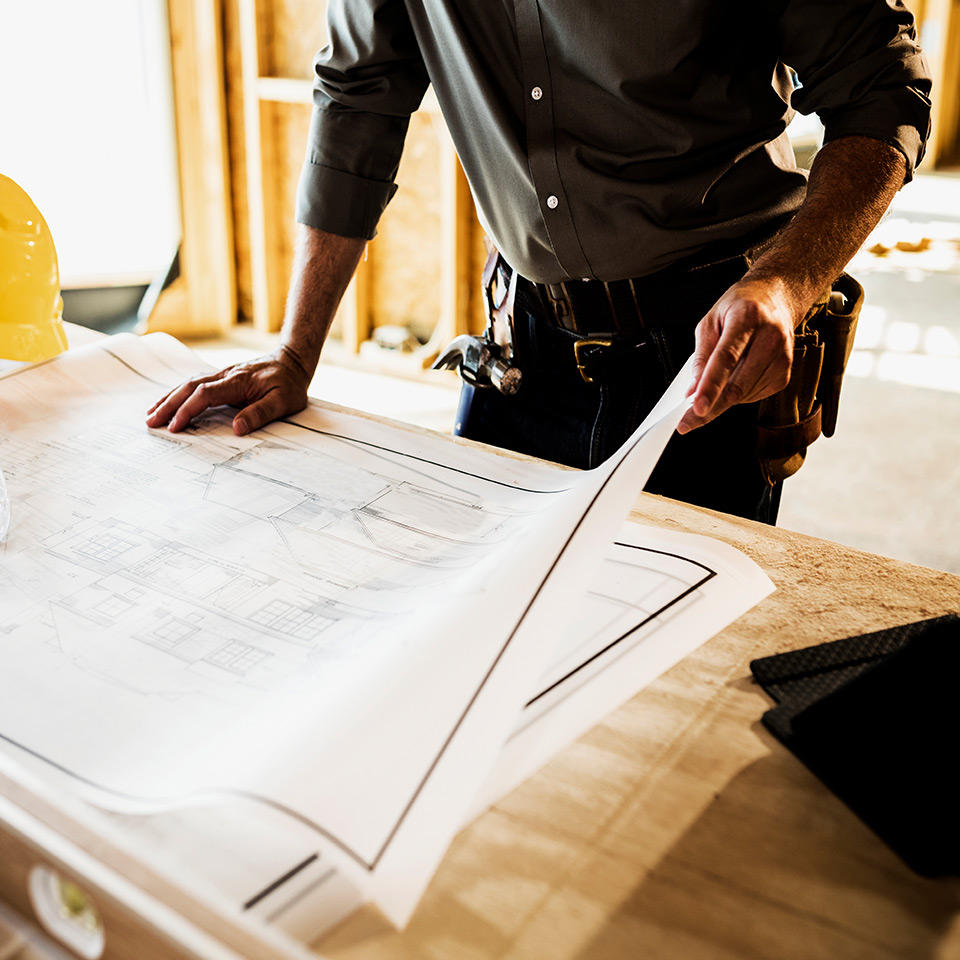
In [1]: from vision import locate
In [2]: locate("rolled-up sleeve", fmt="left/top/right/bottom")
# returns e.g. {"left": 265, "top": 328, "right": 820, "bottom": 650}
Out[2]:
{"left": 778, "top": 0, "right": 933, "bottom": 181}
{"left": 295, "top": 0, "right": 430, "bottom": 239}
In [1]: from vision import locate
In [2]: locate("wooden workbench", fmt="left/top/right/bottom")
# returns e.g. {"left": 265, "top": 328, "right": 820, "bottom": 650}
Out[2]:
{"left": 2, "top": 328, "right": 958, "bottom": 960}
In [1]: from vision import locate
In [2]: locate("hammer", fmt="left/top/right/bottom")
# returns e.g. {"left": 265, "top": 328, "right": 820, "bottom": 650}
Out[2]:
{"left": 432, "top": 335, "right": 522, "bottom": 394}
{"left": 432, "top": 246, "right": 523, "bottom": 395}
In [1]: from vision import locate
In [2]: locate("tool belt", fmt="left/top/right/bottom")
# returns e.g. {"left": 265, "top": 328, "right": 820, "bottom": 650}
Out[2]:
{"left": 531, "top": 259, "right": 864, "bottom": 485}
{"left": 758, "top": 273, "right": 864, "bottom": 483}
{"left": 436, "top": 243, "right": 863, "bottom": 485}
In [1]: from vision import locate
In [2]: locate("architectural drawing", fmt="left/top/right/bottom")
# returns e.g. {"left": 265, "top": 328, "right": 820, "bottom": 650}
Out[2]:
{"left": 0, "top": 333, "right": 771, "bottom": 927}
{"left": 0, "top": 391, "right": 541, "bottom": 704}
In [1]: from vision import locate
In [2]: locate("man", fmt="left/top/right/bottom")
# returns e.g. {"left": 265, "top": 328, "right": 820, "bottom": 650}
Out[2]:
{"left": 147, "top": 0, "right": 931, "bottom": 523}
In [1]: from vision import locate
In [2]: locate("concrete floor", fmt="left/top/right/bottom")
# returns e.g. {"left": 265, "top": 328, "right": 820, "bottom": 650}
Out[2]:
{"left": 196, "top": 172, "right": 960, "bottom": 577}
{"left": 778, "top": 173, "right": 960, "bottom": 574}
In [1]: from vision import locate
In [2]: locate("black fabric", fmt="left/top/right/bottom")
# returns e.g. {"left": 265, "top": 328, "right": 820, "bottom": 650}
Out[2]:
{"left": 751, "top": 614, "right": 960, "bottom": 876}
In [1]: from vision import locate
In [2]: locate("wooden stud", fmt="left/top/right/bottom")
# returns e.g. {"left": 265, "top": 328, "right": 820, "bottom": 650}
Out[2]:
{"left": 912, "top": 0, "right": 960, "bottom": 167}
{"left": 427, "top": 140, "right": 475, "bottom": 364}
{"left": 380, "top": 122, "right": 474, "bottom": 371}
{"left": 930, "top": 0, "right": 960, "bottom": 165}
{"left": 237, "top": 0, "right": 270, "bottom": 331}
{"left": 148, "top": 0, "right": 236, "bottom": 337}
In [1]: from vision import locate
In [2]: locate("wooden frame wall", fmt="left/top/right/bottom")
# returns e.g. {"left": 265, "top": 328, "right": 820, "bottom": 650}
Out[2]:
{"left": 149, "top": 0, "right": 959, "bottom": 349}
{"left": 146, "top": 0, "right": 236, "bottom": 339}
{"left": 233, "top": 0, "right": 479, "bottom": 373}
{"left": 923, "top": 0, "right": 960, "bottom": 166}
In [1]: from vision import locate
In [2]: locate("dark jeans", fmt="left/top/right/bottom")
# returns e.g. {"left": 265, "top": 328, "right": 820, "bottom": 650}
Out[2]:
{"left": 453, "top": 254, "right": 782, "bottom": 525}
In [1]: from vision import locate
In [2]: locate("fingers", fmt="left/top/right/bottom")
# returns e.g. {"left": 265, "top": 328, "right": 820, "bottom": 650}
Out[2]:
{"left": 166, "top": 378, "right": 248, "bottom": 433}
{"left": 686, "top": 315, "right": 720, "bottom": 399}
{"left": 678, "top": 326, "right": 792, "bottom": 434}
{"left": 689, "top": 313, "right": 754, "bottom": 419}
{"left": 679, "top": 323, "right": 753, "bottom": 434}
{"left": 146, "top": 392, "right": 170, "bottom": 416}
{"left": 715, "top": 326, "right": 790, "bottom": 417}
{"left": 677, "top": 336, "right": 753, "bottom": 435}
{"left": 145, "top": 355, "right": 307, "bottom": 437}
{"left": 233, "top": 389, "right": 287, "bottom": 436}
{"left": 146, "top": 382, "right": 203, "bottom": 429}
{"left": 678, "top": 276, "right": 800, "bottom": 434}
{"left": 145, "top": 372, "right": 223, "bottom": 427}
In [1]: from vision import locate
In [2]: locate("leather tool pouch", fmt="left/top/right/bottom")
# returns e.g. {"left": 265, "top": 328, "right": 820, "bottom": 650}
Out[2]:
{"left": 758, "top": 273, "right": 864, "bottom": 484}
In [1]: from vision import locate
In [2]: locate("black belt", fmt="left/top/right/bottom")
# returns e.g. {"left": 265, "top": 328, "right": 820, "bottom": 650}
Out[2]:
{"left": 516, "top": 225, "right": 783, "bottom": 340}
{"left": 479, "top": 227, "right": 781, "bottom": 386}
{"left": 526, "top": 254, "right": 747, "bottom": 339}
{"left": 535, "top": 274, "right": 649, "bottom": 338}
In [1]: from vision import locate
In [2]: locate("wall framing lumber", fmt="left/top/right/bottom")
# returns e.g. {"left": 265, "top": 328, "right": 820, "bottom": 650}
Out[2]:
{"left": 147, "top": 0, "right": 236, "bottom": 339}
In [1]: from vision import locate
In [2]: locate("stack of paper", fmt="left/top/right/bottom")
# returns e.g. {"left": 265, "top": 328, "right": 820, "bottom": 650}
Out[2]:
{"left": 0, "top": 334, "right": 771, "bottom": 935}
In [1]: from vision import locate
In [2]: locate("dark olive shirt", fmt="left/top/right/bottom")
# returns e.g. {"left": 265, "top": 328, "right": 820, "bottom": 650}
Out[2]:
{"left": 295, "top": 1, "right": 932, "bottom": 283}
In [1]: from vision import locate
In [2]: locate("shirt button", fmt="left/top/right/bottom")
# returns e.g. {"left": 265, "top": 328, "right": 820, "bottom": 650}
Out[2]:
{"left": 546, "top": 195, "right": 559, "bottom": 209}
{"left": 531, "top": 86, "right": 543, "bottom": 101}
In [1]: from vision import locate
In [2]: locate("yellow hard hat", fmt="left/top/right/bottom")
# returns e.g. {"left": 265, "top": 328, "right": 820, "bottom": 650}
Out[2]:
{"left": 0, "top": 174, "right": 68, "bottom": 362}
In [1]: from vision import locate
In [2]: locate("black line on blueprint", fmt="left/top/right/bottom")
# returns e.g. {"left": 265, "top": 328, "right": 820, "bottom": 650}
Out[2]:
{"left": 243, "top": 853, "right": 319, "bottom": 910}
{"left": 99, "top": 346, "right": 571, "bottom": 497}
{"left": 0, "top": 729, "right": 370, "bottom": 870}
{"left": 263, "top": 868, "right": 337, "bottom": 924}
{"left": 0, "top": 355, "right": 61, "bottom": 380}
{"left": 326, "top": 433, "right": 501, "bottom": 501}
{"left": 522, "top": 545, "right": 716, "bottom": 709}
{"left": 142, "top": 342, "right": 210, "bottom": 382}
{"left": 283, "top": 419, "right": 572, "bottom": 496}
{"left": 365, "top": 418, "right": 660, "bottom": 869}
{"left": 3, "top": 346, "right": 672, "bottom": 877}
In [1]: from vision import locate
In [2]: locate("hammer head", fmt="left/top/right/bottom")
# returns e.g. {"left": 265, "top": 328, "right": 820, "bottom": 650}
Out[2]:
{"left": 433, "top": 334, "right": 488, "bottom": 376}
{"left": 432, "top": 334, "right": 521, "bottom": 395}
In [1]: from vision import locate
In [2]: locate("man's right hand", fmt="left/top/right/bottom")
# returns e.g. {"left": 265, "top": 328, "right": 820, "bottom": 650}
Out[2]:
{"left": 146, "top": 225, "right": 366, "bottom": 437}
{"left": 145, "top": 345, "right": 313, "bottom": 436}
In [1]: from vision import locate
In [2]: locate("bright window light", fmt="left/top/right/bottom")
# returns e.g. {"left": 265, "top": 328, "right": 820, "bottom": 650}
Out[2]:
{"left": 0, "top": 1, "right": 180, "bottom": 288}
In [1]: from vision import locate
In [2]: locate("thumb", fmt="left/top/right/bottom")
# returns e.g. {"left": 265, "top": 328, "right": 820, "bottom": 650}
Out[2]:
{"left": 233, "top": 390, "right": 285, "bottom": 436}
{"left": 687, "top": 314, "right": 719, "bottom": 397}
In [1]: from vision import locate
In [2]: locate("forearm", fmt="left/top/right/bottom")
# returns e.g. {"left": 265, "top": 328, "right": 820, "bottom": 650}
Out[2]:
{"left": 278, "top": 224, "right": 367, "bottom": 377}
{"left": 681, "top": 135, "right": 907, "bottom": 433}
{"left": 147, "top": 225, "right": 364, "bottom": 435}
{"left": 746, "top": 135, "right": 906, "bottom": 321}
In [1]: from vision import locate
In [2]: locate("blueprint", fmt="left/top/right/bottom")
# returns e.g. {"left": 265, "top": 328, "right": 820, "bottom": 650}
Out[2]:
{"left": 96, "top": 519, "right": 772, "bottom": 943}
{"left": 0, "top": 333, "right": 772, "bottom": 926}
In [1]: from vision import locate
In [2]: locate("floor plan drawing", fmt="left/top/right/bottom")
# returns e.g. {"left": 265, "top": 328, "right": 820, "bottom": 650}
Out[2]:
{"left": 0, "top": 336, "right": 587, "bottom": 812}
{"left": 0, "top": 388, "right": 544, "bottom": 706}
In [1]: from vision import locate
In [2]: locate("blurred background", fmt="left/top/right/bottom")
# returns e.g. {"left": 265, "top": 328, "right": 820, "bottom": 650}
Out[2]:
{"left": 1, "top": 0, "right": 958, "bottom": 572}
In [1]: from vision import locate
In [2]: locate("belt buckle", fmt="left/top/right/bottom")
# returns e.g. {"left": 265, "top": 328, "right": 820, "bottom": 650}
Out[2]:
{"left": 573, "top": 337, "right": 614, "bottom": 384}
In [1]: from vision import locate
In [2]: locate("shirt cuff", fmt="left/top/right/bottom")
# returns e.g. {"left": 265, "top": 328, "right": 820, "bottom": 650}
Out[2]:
{"left": 295, "top": 160, "right": 399, "bottom": 240}
{"left": 820, "top": 87, "right": 932, "bottom": 183}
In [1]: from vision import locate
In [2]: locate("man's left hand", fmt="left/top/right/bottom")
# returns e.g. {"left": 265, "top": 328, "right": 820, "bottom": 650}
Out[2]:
{"left": 677, "top": 277, "right": 801, "bottom": 435}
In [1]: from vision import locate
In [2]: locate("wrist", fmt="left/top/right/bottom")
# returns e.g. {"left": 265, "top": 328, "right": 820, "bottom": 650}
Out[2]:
{"left": 738, "top": 265, "right": 822, "bottom": 327}
{"left": 275, "top": 342, "right": 317, "bottom": 386}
